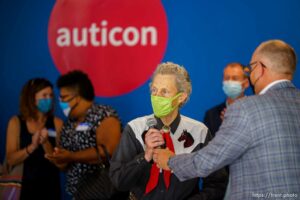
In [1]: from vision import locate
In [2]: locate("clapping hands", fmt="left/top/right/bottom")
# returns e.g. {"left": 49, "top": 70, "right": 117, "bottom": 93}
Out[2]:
{"left": 31, "top": 128, "right": 49, "bottom": 147}
{"left": 39, "top": 128, "right": 49, "bottom": 144}
{"left": 28, "top": 128, "right": 49, "bottom": 154}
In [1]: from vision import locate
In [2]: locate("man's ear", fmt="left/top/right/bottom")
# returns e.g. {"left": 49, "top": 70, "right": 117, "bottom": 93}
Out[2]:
{"left": 243, "top": 78, "right": 250, "bottom": 90}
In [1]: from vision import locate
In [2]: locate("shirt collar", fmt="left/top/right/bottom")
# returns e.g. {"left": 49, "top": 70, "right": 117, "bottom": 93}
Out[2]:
{"left": 155, "top": 114, "right": 181, "bottom": 134}
{"left": 259, "top": 79, "right": 291, "bottom": 95}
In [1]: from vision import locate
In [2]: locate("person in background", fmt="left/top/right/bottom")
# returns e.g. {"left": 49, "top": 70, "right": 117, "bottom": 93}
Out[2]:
{"left": 154, "top": 39, "right": 300, "bottom": 199}
{"left": 203, "top": 63, "right": 249, "bottom": 137}
{"left": 203, "top": 63, "right": 249, "bottom": 198}
{"left": 6, "top": 78, "right": 62, "bottom": 199}
{"left": 45, "top": 70, "right": 125, "bottom": 199}
{"left": 110, "top": 62, "right": 228, "bottom": 200}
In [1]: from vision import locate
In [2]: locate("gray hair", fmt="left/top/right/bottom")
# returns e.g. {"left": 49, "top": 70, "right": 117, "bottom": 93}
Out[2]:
{"left": 150, "top": 62, "right": 192, "bottom": 106}
{"left": 257, "top": 39, "right": 297, "bottom": 76}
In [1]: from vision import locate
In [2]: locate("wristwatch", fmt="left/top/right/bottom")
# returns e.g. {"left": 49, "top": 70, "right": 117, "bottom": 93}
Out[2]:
{"left": 167, "top": 156, "right": 174, "bottom": 172}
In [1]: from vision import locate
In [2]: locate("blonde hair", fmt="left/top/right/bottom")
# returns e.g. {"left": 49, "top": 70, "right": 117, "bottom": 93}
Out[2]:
{"left": 150, "top": 62, "right": 192, "bottom": 106}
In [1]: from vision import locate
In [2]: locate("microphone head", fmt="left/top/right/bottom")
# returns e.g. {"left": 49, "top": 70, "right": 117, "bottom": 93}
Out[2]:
{"left": 146, "top": 117, "right": 157, "bottom": 129}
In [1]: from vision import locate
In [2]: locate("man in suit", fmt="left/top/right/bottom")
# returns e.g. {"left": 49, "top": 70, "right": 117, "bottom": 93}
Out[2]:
{"left": 203, "top": 63, "right": 249, "bottom": 137}
{"left": 153, "top": 39, "right": 300, "bottom": 199}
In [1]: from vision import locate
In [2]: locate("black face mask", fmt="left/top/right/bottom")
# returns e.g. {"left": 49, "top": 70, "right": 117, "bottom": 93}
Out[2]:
{"left": 248, "top": 76, "right": 255, "bottom": 94}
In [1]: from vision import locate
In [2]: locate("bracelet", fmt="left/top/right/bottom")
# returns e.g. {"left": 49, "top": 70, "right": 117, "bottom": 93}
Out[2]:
{"left": 26, "top": 146, "right": 31, "bottom": 155}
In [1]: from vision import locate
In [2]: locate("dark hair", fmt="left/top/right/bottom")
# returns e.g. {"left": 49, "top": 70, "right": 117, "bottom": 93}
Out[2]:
{"left": 57, "top": 70, "right": 95, "bottom": 101}
{"left": 20, "top": 78, "right": 53, "bottom": 120}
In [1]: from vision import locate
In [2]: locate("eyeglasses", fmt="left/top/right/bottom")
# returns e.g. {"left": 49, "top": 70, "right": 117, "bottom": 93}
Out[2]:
{"left": 150, "top": 87, "right": 174, "bottom": 97}
{"left": 243, "top": 61, "right": 267, "bottom": 77}
{"left": 59, "top": 94, "right": 77, "bottom": 103}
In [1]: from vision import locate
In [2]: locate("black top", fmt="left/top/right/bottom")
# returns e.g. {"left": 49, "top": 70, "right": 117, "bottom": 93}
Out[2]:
{"left": 19, "top": 116, "right": 61, "bottom": 200}
{"left": 203, "top": 102, "right": 226, "bottom": 137}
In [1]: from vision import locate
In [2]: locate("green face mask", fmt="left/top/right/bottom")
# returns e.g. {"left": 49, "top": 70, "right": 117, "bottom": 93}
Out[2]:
{"left": 151, "top": 93, "right": 182, "bottom": 118}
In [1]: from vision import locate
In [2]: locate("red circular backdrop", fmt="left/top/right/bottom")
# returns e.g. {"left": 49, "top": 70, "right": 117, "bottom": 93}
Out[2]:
{"left": 48, "top": 0, "right": 168, "bottom": 97}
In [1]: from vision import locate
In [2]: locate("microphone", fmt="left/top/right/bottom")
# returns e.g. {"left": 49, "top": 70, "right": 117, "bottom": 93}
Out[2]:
{"left": 146, "top": 117, "right": 164, "bottom": 172}
{"left": 146, "top": 117, "right": 157, "bottom": 129}
{"left": 146, "top": 118, "right": 166, "bottom": 149}
{"left": 142, "top": 117, "right": 157, "bottom": 143}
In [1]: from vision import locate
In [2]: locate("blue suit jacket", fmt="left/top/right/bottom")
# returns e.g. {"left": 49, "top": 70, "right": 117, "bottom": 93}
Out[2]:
{"left": 169, "top": 81, "right": 300, "bottom": 199}
{"left": 203, "top": 102, "right": 226, "bottom": 137}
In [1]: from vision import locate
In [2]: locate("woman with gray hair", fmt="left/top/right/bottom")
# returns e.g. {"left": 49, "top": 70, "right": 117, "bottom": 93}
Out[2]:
{"left": 110, "top": 62, "right": 228, "bottom": 200}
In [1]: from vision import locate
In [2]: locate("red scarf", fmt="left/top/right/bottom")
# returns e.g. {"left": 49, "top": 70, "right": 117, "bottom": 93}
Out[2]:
{"left": 145, "top": 131, "right": 174, "bottom": 194}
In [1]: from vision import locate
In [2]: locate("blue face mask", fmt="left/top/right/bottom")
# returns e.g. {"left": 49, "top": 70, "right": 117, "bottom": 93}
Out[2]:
{"left": 59, "top": 101, "right": 71, "bottom": 117}
{"left": 222, "top": 81, "right": 243, "bottom": 99}
{"left": 37, "top": 98, "right": 52, "bottom": 113}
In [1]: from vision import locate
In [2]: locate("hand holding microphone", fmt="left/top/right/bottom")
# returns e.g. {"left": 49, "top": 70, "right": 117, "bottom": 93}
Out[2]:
{"left": 144, "top": 118, "right": 165, "bottom": 162}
